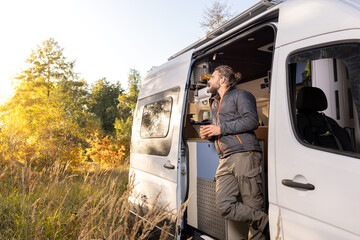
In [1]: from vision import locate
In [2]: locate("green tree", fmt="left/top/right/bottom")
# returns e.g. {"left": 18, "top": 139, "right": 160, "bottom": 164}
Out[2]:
{"left": 12, "top": 38, "right": 89, "bottom": 125}
{"left": 119, "top": 68, "right": 141, "bottom": 115}
{"left": 114, "top": 68, "right": 141, "bottom": 159}
{"left": 88, "top": 78, "right": 124, "bottom": 134}
{"left": 14, "top": 38, "right": 77, "bottom": 98}
{"left": 200, "top": 1, "right": 233, "bottom": 33}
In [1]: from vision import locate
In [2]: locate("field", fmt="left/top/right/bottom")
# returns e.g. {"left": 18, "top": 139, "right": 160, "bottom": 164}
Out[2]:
{"left": 0, "top": 161, "right": 180, "bottom": 239}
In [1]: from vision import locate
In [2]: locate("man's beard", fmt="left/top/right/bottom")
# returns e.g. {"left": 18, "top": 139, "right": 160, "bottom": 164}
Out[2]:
{"left": 208, "top": 84, "right": 219, "bottom": 94}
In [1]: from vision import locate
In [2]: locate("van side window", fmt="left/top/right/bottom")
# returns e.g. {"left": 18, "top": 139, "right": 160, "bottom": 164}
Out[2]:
{"left": 141, "top": 98, "right": 172, "bottom": 138}
{"left": 131, "top": 87, "right": 179, "bottom": 156}
{"left": 288, "top": 44, "right": 360, "bottom": 156}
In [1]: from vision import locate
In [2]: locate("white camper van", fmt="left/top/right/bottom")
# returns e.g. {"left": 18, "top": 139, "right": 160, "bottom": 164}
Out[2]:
{"left": 129, "top": 0, "right": 360, "bottom": 239}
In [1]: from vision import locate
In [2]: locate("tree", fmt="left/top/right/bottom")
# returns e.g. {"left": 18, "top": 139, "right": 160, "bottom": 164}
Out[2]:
{"left": 114, "top": 68, "right": 141, "bottom": 159}
{"left": 14, "top": 38, "right": 77, "bottom": 98}
{"left": 120, "top": 68, "right": 141, "bottom": 115}
{"left": 88, "top": 78, "right": 124, "bottom": 134}
{"left": 12, "top": 38, "right": 89, "bottom": 124}
{"left": 148, "top": 66, "right": 158, "bottom": 72}
{"left": 200, "top": 1, "right": 233, "bottom": 33}
{"left": 0, "top": 38, "right": 94, "bottom": 166}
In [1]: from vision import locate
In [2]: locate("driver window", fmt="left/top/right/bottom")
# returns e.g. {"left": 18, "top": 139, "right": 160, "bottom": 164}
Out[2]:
{"left": 288, "top": 44, "right": 360, "bottom": 156}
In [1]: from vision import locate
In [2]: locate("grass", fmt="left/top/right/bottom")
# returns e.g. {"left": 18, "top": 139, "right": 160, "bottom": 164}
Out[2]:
{"left": 0, "top": 161, "right": 186, "bottom": 239}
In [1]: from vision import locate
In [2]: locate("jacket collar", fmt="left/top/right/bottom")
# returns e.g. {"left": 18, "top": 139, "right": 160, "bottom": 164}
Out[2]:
{"left": 212, "top": 85, "right": 236, "bottom": 100}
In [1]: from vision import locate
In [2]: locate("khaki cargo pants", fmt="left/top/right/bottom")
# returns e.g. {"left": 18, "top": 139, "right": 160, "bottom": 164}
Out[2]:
{"left": 215, "top": 151, "right": 268, "bottom": 240}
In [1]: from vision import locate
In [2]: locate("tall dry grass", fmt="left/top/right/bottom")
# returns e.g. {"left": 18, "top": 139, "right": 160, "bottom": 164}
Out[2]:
{"left": 0, "top": 161, "right": 187, "bottom": 239}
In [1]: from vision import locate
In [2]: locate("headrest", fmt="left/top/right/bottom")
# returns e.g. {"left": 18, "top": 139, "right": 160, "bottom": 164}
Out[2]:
{"left": 296, "top": 87, "right": 328, "bottom": 112}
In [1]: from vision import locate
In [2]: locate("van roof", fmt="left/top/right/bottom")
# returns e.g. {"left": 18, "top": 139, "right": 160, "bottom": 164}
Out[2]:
{"left": 168, "top": 0, "right": 280, "bottom": 60}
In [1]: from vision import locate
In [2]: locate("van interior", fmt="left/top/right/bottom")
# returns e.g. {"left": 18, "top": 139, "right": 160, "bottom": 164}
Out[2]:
{"left": 186, "top": 25, "right": 274, "bottom": 135}
{"left": 183, "top": 24, "right": 360, "bottom": 239}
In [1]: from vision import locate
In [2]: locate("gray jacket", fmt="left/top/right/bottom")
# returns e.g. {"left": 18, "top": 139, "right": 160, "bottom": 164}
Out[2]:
{"left": 211, "top": 85, "right": 261, "bottom": 158}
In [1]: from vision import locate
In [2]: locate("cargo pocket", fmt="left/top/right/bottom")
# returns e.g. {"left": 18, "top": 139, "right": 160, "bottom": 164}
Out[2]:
{"left": 239, "top": 167, "right": 264, "bottom": 210}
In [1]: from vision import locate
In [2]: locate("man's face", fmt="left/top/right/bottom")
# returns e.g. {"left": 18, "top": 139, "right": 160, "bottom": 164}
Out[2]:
{"left": 208, "top": 70, "right": 221, "bottom": 94}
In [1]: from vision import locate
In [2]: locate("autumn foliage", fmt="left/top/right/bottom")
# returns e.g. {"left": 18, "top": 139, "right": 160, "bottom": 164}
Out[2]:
{"left": 0, "top": 38, "right": 139, "bottom": 168}
{"left": 0, "top": 39, "right": 190, "bottom": 239}
{"left": 86, "top": 135, "right": 126, "bottom": 166}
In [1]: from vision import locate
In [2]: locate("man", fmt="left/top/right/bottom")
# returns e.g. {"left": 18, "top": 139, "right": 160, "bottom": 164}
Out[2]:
{"left": 200, "top": 65, "right": 268, "bottom": 240}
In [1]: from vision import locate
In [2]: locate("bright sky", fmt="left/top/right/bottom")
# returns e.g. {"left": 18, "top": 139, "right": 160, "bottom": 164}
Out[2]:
{"left": 0, "top": 0, "right": 258, "bottom": 102}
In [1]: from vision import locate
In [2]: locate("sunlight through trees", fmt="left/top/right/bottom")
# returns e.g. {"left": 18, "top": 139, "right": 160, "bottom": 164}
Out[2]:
{"left": 0, "top": 38, "right": 139, "bottom": 168}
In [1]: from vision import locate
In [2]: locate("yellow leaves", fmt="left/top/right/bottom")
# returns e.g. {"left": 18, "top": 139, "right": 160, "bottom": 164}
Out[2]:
{"left": 1, "top": 38, "right": 139, "bottom": 170}
{"left": 86, "top": 135, "right": 127, "bottom": 167}
{"left": 26, "top": 136, "right": 36, "bottom": 145}
{"left": 0, "top": 88, "right": 87, "bottom": 166}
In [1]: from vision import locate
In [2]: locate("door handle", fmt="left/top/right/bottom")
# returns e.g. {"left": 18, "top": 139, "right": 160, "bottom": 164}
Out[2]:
{"left": 163, "top": 162, "right": 175, "bottom": 170}
{"left": 282, "top": 179, "right": 315, "bottom": 190}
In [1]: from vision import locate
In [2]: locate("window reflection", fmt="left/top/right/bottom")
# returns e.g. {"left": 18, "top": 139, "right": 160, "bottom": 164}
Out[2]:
{"left": 140, "top": 98, "right": 172, "bottom": 138}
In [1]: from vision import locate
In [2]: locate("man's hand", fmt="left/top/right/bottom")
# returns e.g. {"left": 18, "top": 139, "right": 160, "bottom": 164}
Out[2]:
{"left": 200, "top": 125, "right": 221, "bottom": 139}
